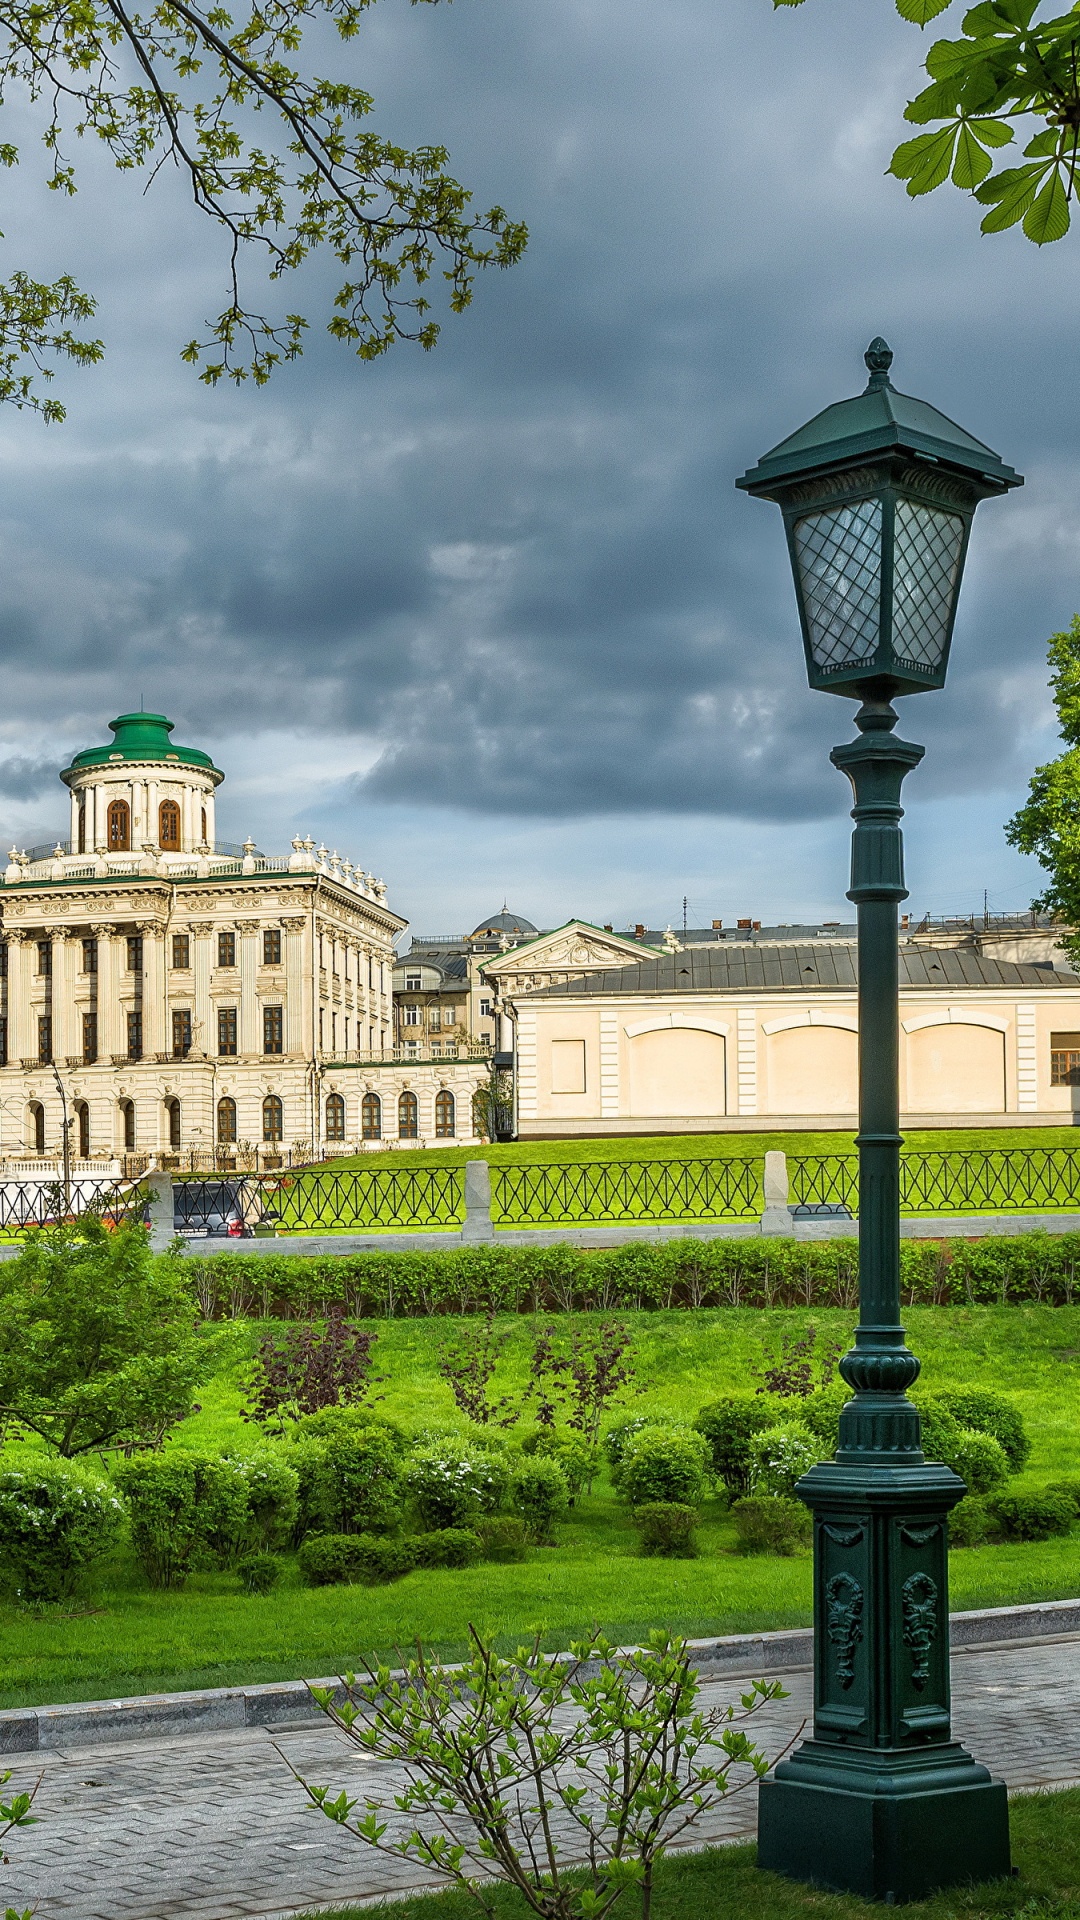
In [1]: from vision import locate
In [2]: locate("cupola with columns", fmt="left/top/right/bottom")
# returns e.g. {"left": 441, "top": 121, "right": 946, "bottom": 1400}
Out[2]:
{"left": 61, "top": 712, "right": 223, "bottom": 860}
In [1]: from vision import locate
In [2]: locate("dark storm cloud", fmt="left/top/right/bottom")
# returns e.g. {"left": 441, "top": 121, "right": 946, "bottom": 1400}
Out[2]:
{"left": 0, "top": 0, "right": 1072, "bottom": 834}
{"left": 0, "top": 758, "right": 60, "bottom": 800}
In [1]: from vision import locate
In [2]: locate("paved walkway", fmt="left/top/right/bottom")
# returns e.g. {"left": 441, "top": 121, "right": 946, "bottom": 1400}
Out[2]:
{"left": 4, "top": 1636, "right": 1080, "bottom": 1920}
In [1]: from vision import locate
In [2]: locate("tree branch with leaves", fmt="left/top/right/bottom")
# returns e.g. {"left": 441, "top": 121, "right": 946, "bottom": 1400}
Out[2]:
{"left": 774, "top": 0, "right": 1080, "bottom": 247}
{"left": 0, "top": 0, "right": 526, "bottom": 415}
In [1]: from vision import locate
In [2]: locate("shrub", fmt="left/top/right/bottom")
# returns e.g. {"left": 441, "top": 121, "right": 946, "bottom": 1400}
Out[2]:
{"left": 615, "top": 1426, "right": 709, "bottom": 1510}
{"left": 0, "top": 1461, "right": 124, "bottom": 1602}
{"left": 233, "top": 1453, "right": 299, "bottom": 1552}
{"left": 748, "top": 1423, "right": 819, "bottom": 1498}
{"left": 633, "top": 1502, "right": 698, "bottom": 1558}
{"left": 526, "top": 1430, "right": 598, "bottom": 1502}
{"left": 286, "top": 1437, "right": 331, "bottom": 1545}
{"left": 475, "top": 1516, "right": 529, "bottom": 1562}
{"left": 318, "top": 1427, "right": 404, "bottom": 1535}
{"left": 189, "top": 1454, "right": 254, "bottom": 1567}
{"left": 296, "top": 1408, "right": 409, "bottom": 1451}
{"left": 920, "top": 1390, "right": 1029, "bottom": 1474}
{"left": 509, "top": 1457, "right": 570, "bottom": 1543}
{"left": 242, "top": 1307, "right": 380, "bottom": 1433}
{"left": 949, "top": 1497, "right": 992, "bottom": 1548}
{"left": 0, "top": 1220, "right": 204, "bottom": 1455}
{"left": 799, "top": 1385, "right": 849, "bottom": 1452}
{"left": 989, "top": 1491, "right": 1075, "bottom": 1542}
{"left": 731, "top": 1496, "right": 811, "bottom": 1556}
{"left": 405, "top": 1442, "right": 509, "bottom": 1530}
{"left": 1045, "top": 1478, "right": 1080, "bottom": 1516}
{"left": 412, "top": 1528, "right": 483, "bottom": 1569}
{"left": 298, "top": 1531, "right": 418, "bottom": 1586}
{"left": 692, "top": 1397, "right": 773, "bottom": 1497}
{"left": 603, "top": 1413, "right": 677, "bottom": 1473}
{"left": 917, "top": 1405, "right": 1010, "bottom": 1496}
{"left": 114, "top": 1453, "right": 202, "bottom": 1588}
{"left": 237, "top": 1552, "right": 282, "bottom": 1594}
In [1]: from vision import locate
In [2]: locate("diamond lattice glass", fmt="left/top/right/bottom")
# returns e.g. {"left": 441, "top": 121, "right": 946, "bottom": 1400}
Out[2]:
{"left": 891, "top": 500, "right": 965, "bottom": 672}
{"left": 793, "top": 498, "right": 882, "bottom": 672}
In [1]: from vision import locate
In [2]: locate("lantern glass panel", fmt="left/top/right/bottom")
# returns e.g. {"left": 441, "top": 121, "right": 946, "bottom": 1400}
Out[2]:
{"left": 793, "top": 497, "right": 882, "bottom": 674}
{"left": 891, "top": 499, "right": 965, "bottom": 674}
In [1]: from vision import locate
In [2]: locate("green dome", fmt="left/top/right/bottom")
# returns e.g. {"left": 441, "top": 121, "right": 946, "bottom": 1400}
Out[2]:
{"left": 62, "top": 713, "right": 222, "bottom": 781}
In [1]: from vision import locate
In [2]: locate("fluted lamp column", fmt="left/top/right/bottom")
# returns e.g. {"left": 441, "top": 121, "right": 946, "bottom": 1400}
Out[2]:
{"left": 736, "top": 341, "right": 1023, "bottom": 1904}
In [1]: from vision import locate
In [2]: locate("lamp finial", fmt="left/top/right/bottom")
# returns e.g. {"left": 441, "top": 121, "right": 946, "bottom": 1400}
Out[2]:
{"left": 864, "top": 337, "right": 893, "bottom": 391}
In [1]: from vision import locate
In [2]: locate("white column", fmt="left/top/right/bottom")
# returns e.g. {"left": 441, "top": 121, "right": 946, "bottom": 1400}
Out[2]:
{"left": 239, "top": 922, "right": 259, "bottom": 1057}
{"left": 1016, "top": 1002, "right": 1038, "bottom": 1112}
{"left": 8, "top": 934, "right": 36, "bottom": 1066}
{"left": 92, "top": 925, "right": 122, "bottom": 1061}
{"left": 599, "top": 1010, "right": 620, "bottom": 1119}
{"left": 515, "top": 1007, "right": 538, "bottom": 1124}
{"left": 142, "top": 921, "right": 166, "bottom": 1059}
{"left": 737, "top": 1008, "right": 758, "bottom": 1115}
{"left": 53, "top": 933, "right": 79, "bottom": 1065}
{"left": 147, "top": 779, "right": 158, "bottom": 847}
{"left": 189, "top": 922, "right": 213, "bottom": 1057}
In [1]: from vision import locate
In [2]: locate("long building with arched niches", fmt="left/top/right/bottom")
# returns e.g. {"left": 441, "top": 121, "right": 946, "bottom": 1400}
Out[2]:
{"left": 0, "top": 712, "right": 489, "bottom": 1163}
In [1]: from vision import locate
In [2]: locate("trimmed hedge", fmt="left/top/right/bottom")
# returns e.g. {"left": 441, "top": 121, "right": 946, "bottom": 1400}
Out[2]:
{"left": 183, "top": 1232, "right": 1080, "bottom": 1319}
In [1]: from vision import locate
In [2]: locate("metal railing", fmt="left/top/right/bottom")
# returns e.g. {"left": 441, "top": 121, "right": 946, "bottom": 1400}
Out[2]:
{"left": 491, "top": 1157, "right": 763, "bottom": 1226}
{"left": 174, "top": 1162, "right": 465, "bottom": 1233}
{"left": 791, "top": 1147, "right": 1080, "bottom": 1217}
{"left": 0, "top": 1175, "right": 145, "bottom": 1234}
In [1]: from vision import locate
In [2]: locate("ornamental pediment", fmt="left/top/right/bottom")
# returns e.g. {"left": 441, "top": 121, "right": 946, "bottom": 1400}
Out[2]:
{"left": 483, "top": 921, "right": 647, "bottom": 980}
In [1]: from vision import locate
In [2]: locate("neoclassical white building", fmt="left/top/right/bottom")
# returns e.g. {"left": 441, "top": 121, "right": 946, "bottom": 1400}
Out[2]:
{"left": 0, "top": 712, "right": 486, "bottom": 1163}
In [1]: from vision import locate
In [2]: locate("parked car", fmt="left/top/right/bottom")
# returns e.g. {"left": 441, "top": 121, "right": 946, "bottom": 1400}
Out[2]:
{"left": 172, "top": 1178, "right": 278, "bottom": 1238}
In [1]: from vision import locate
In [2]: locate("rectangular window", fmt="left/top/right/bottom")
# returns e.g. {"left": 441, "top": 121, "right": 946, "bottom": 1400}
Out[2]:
{"left": 480, "top": 999, "right": 492, "bottom": 1018}
{"left": 37, "top": 940, "right": 52, "bottom": 977}
{"left": 405, "top": 971, "right": 422, "bottom": 990}
{"left": 38, "top": 1014, "right": 52, "bottom": 1065}
{"left": 1051, "top": 1032, "right": 1080, "bottom": 1086}
{"left": 127, "top": 935, "right": 143, "bottom": 972}
{"left": 262, "top": 928, "right": 282, "bottom": 966}
{"left": 126, "top": 1010, "right": 143, "bottom": 1061}
{"left": 171, "top": 933, "right": 190, "bottom": 970}
{"left": 218, "top": 931, "right": 236, "bottom": 969}
{"left": 331, "top": 1012, "right": 337, "bottom": 1052}
{"left": 82, "top": 937, "right": 97, "bottom": 974}
{"left": 263, "top": 1005, "right": 284, "bottom": 1055}
{"left": 172, "top": 1009, "right": 192, "bottom": 1059}
{"left": 551, "top": 1038, "right": 587, "bottom": 1094}
{"left": 82, "top": 1011, "right": 97, "bottom": 1064}
{"left": 0, "top": 1015, "right": 6, "bottom": 1067}
{"left": 217, "top": 1007, "right": 238, "bottom": 1056}
{"left": 429, "top": 1006, "right": 441, "bottom": 1028}
{"left": 403, "top": 1004, "right": 420, "bottom": 1027}
{"left": 0, "top": 943, "right": 7, "bottom": 979}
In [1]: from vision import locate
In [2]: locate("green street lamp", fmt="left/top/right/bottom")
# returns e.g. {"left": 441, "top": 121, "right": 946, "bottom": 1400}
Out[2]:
{"left": 736, "top": 340, "right": 1023, "bottom": 1904}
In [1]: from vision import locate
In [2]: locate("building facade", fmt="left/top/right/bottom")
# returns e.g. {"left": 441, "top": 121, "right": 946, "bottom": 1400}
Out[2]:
{"left": 500, "top": 933, "right": 1080, "bottom": 1136}
{"left": 0, "top": 712, "right": 484, "bottom": 1163}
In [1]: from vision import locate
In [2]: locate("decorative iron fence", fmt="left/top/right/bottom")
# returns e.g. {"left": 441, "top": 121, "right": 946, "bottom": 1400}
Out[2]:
{"left": 0, "top": 1176, "right": 146, "bottom": 1235}
{"left": 791, "top": 1148, "right": 1080, "bottom": 1217}
{"left": 491, "top": 1157, "right": 764, "bottom": 1226}
{"left": 173, "top": 1164, "right": 465, "bottom": 1234}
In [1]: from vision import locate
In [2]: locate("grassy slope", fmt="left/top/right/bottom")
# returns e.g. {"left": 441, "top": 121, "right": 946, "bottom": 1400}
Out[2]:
{"left": 304, "top": 1788, "right": 1080, "bottom": 1920}
{"left": 1, "top": 1307, "right": 1078, "bottom": 1710}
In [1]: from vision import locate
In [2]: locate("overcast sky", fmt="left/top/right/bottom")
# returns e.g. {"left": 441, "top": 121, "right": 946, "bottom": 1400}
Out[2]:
{"left": 0, "top": 0, "right": 1074, "bottom": 938}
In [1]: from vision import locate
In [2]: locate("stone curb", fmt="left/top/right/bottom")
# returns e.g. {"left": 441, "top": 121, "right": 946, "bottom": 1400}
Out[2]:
{"left": 2, "top": 1597, "right": 1077, "bottom": 1756}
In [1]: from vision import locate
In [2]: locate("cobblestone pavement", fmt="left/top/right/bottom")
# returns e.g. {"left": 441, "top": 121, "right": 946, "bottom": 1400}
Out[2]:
{"left": 4, "top": 1636, "right": 1080, "bottom": 1920}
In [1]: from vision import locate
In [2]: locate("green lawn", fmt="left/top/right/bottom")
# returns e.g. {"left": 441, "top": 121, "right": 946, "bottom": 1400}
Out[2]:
{"left": 301, "top": 1787, "right": 1080, "bottom": 1920}
{"left": 1, "top": 1307, "right": 1078, "bottom": 1710}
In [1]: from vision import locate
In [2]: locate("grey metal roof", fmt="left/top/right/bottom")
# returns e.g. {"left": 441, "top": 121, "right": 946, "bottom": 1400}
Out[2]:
{"left": 525, "top": 945, "right": 1079, "bottom": 997}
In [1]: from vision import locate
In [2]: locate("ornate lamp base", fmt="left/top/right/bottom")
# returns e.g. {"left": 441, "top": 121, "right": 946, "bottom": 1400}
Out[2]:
{"left": 758, "top": 1741, "right": 1009, "bottom": 1903}
{"left": 756, "top": 1442, "right": 1010, "bottom": 1903}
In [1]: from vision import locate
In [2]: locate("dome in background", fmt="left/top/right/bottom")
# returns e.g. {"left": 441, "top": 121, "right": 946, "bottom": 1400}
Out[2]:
{"left": 470, "top": 907, "right": 538, "bottom": 940}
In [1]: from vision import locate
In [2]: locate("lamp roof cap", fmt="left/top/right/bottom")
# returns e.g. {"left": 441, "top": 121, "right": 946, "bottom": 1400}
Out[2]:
{"left": 736, "top": 338, "right": 1023, "bottom": 495}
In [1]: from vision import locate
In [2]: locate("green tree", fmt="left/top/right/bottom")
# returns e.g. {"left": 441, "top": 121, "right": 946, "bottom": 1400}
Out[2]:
{"left": 1006, "top": 615, "right": 1080, "bottom": 968}
{"left": 0, "top": 1219, "right": 207, "bottom": 1455}
{"left": 775, "top": 0, "right": 1080, "bottom": 248}
{"left": 0, "top": 0, "right": 526, "bottom": 419}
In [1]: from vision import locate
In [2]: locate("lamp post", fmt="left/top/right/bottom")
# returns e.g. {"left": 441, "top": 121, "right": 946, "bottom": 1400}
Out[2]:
{"left": 736, "top": 340, "right": 1023, "bottom": 1903}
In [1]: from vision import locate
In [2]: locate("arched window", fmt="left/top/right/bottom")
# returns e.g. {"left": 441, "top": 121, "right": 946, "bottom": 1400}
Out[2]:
{"left": 122, "top": 1099, "right": 136, "bottom": 1151}
{"left": 262, "top": 1094, "right": 283, "bottom": 1142}
{"left": 30, "top": 1101, "right": 45, "bottom": 1155}
{"left": 76, "top": 1101, "right": 90, "bottom": 1159}
{"left": 398, "top": 1091, "right": 418, "bottom": 1139}
{"left": 435, "top": 1090, "right": 455, "bottom": 1138}
{"left": 164, "top": 1097, "right": 180, "bottom": 1150}
{"left": 107, "top": 799, "right": 130, "bottom": 851}
{"left": 201, "top": 806, "right": 208, "bottom": 846}
{"left": 361, "top": 1091, "right": 381, "bottom": 1139}
{"left": 159, "top": 799, "right": 181, "bottom": 850}
{"left": 326, "top": 1092, "right": 346, "bottom": 1141}
{"left": 217, "top": 1096, "right": 237, "bottom": 1144}
{"left": 77, "top": 797, "right": 86, "bottom": 854}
